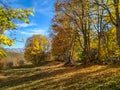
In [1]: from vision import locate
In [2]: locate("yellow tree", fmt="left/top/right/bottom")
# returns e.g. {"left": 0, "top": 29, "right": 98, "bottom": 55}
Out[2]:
{"left": 24, "top": 34, "right": 50, "bottom": 65}
{"left": 52, "top": 0, "right": 93, "bottom": 64}
{"left": 0, "top": 2, "right": 33, "bottom": 57}
{"left": 51, "top": 0, "right": 120, "bottom": 65}
{"left": 52, "top": 0, "right": 80, "bottom": 65}
{"left": 94, "top": 0, "right": 120, "bottom": 47}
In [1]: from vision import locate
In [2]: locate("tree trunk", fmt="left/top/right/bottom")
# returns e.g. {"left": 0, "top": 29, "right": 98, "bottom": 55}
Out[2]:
{"left": 64, "top": 54, "right": 76, "bottom": 66}
{"left": 116, "top": 24, "right": 120, "bottom": 46}
{"left": 98, "top": 33, "right": 101, "bottom": 61}
{"left": 114, "top": 0, "right": 120, "bottom": 46}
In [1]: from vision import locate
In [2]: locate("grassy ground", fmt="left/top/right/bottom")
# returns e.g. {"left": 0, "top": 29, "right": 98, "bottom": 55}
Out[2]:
{"left": 0, "top": 61, "right": 120, "bottom": 90}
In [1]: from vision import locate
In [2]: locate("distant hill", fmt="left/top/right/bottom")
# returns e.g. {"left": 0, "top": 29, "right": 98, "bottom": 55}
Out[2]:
{"left": 4, "top": 48, "right": 24, "bottom": 53}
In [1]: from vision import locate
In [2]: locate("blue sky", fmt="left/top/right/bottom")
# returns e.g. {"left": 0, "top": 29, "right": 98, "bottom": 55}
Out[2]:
{"left": 4, "top": 0, "right": 55, "bottom": 48}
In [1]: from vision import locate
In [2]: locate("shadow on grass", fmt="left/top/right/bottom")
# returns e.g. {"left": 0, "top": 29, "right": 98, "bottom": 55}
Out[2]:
{"left": 11, "top": 61, "right": 54, "bottom": 69}
{"left": 51, "top": 65, "right": 120, "bottom": 90}
{"left": 0, "top": 66, "right": 105, "bottom": 89}
{"left": 1, "top": 62, "right": 120, "bottom": 90}
{"left": 0, "top": 64, "right": 67, "bottom": 89}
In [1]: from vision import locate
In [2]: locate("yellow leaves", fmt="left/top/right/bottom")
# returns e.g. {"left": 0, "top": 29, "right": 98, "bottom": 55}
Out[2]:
{"left": 0, "top": 48, "right": 7, "bottom": 57}
{"left": 0, "top": 7, "right": 34, "bottom": 31}
{"left": 52, "top": 0, "right": 120, "bottom": 63}
{"left": 0, "top": 34, "right": 15, "bottom": 46}
{"left": 31, "top": 50, "right": 36, "bottom": 55}
{"left": 0, "top": 6, "right": 34, "bottom": 57}
{"left": 24, "top": 34, "right": 50, "bottom": 62}
{"left": 29, "top": 11, "right": 34, "bottom": 16}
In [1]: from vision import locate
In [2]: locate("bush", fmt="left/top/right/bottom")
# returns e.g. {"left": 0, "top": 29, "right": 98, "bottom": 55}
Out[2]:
{"left": 31, "top": 53, "right": 48, "bottom": 65}
{"left": 6, "top": 62, "right": 13, "bottom": 68}
{"left": 0, "top": 62, "right": 4, "bottom": 69}
{"left": 17, "top": 60, "right": 24, "bottom": 66}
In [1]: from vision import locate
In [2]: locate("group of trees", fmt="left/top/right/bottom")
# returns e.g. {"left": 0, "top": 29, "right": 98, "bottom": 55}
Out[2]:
{"left": 0, "top": 1, "right": 50, "bottom": 66}
{"left": 1, "top": 0, "right": 120, "bottom": 66}
{"left": 51, "top": 0, "right": 120, "bottom": 65}
{"left": 24, "top": 0, "right": 120, "bottom": 65}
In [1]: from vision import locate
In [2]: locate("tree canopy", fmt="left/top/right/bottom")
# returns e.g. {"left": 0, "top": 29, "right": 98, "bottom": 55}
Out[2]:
{"left": 24, "top": 34, "right": 50, "bottom": 65}
{"left": 51, "top": 0, "right": 120, "bottom": 65}
{"left": 0, "top": 2, "right": 33, "bottom": 57}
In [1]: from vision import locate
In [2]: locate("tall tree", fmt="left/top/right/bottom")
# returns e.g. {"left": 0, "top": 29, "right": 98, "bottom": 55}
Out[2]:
{"left": 94, "top": 0, "right": 120, "bottom": 47}
{"left": 51, "top": 0, "right": 120, "bottom": 65}
{"left": 53, "top": 0, "right": 92, "bottom": 64}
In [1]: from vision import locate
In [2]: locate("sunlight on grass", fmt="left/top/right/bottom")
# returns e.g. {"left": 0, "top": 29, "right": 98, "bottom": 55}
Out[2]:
{"left": 1, "top": 61, "right": 120, "bottom": 90}
{"left": 0, "top": 74, "right": 7, "bottom": 79}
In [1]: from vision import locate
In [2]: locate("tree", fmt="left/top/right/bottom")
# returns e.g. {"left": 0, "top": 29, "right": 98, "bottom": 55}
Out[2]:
{"left": 51, "top": 0, "right": 120, "bottom": 65}
{"left": 0, "top": 1, "right": 34, "bottom": 57}
{"left": 52, "top": 0, "right": 92, "bottom": 64}
{"left": 94, "top": 0, "right": 120, "bottom": 47}
{"left": 24, "top": 34, "right": 50, "bottom": 65}
{"left": 91, "top": 0, "right": 110, "bottom": 62}
{"left": 52, "top": 0, "right": 79, "bottom": 65}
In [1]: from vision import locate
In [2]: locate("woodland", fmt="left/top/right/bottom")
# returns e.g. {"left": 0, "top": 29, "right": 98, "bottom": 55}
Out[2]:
{"left": 1, "top": 0, "right": 120, "bottom": 90}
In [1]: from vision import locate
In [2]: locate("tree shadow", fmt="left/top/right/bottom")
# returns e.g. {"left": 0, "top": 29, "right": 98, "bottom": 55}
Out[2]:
{"left": 50, "top": 65, "right": 120, "bottom": 90}
{"left": 11, "top": 61, "right": 56, "bottom": 69}
{"left": 1, "top": 63, "right": 120, "bottom": 90}
{"left": 0, "top": 64, "right": 67, "bottom": 89}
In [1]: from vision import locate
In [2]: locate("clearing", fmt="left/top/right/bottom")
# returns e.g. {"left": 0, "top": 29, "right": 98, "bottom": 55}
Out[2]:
{"left": 0, "top": 61, "right": 120, "bottom": 90}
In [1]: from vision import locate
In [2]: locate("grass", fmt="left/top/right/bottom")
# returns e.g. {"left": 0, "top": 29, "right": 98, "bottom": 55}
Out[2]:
{"left": 0, "top": 61, "right": 120, "bottom": 90}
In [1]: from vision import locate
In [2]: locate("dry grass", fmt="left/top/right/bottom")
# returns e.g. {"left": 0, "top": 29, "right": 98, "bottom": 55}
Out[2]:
{"left": 0, "top": 61, "right": 120, "bottom": 90}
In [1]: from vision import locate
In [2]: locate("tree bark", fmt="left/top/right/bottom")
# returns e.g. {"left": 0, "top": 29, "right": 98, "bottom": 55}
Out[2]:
{"left": 114, "top": 0, "right": 120, "bottom": 46}
{"left": 64, "top": 55, "right": 76, "bottom": 66}
{"left": 116, "top": 23, "right": 120, "bottom": 46}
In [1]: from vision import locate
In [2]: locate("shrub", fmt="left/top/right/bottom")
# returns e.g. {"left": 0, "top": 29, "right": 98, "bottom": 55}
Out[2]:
{"left": 30, "top": 53, "right": 48, "bottom": 65}
{"left": 17, "top": 60, "right": 24, "bottom": 66}
{"left": 6, "top": 62, "right": 13, "bottom": 68}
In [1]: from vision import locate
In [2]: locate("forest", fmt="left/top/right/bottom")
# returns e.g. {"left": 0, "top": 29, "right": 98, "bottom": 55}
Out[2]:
{"left": 1, "top": 0, "right": 120, "bottom": 90}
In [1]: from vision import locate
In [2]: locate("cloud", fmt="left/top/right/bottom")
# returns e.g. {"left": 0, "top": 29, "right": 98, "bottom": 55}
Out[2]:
{"left": 36, "top": 7, "right": 53, "bottom": 15}
{"left": 20, "top": 28, "right": 48, "bottom": 36}
{"left": 17, "top": 23, "right": 37, "bottom": 28}
{"left": 33, "top": 0, "right": 55, "bottom": 16}
{"left": 41, "top": 0, "right": 49, "bottom": 6}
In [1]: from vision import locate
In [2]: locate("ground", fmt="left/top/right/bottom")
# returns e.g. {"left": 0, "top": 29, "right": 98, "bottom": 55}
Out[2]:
{"left": 0, "top": 61, "right": 120, "bottom": 90}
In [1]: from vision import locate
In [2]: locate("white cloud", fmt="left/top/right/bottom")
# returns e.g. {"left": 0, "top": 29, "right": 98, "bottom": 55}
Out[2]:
{"left": 41, "top": 0, "right": 49, "bottom": 6}
{"left": 36, "top": 7, "right": 53, "bottom": 15}
{"left": 17, "top": 23, "right": 37, "bottom": 28}
{"left": 20, "top": 28, "right": 48, "bottom": 36}
{"left": 21, "top": 31, "right": 26, "bottom": 34}
{"left": 33, "top": 0, "right": 54, "bottom": 16}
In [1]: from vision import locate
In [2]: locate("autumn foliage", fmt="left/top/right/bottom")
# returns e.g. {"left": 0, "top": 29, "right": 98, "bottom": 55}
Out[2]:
{"left": 24, "top": 34, "right": 50, "bottom": 65}
{"left": 51, "top": 0, "right": 120, "bottom": 65}
{"left": 0, "top": 4, "right": 33, "bottom": 57}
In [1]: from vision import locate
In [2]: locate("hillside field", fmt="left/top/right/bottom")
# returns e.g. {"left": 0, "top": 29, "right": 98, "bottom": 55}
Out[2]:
{"left": 0, "top": 61, "right": 120, "bottom": 90}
